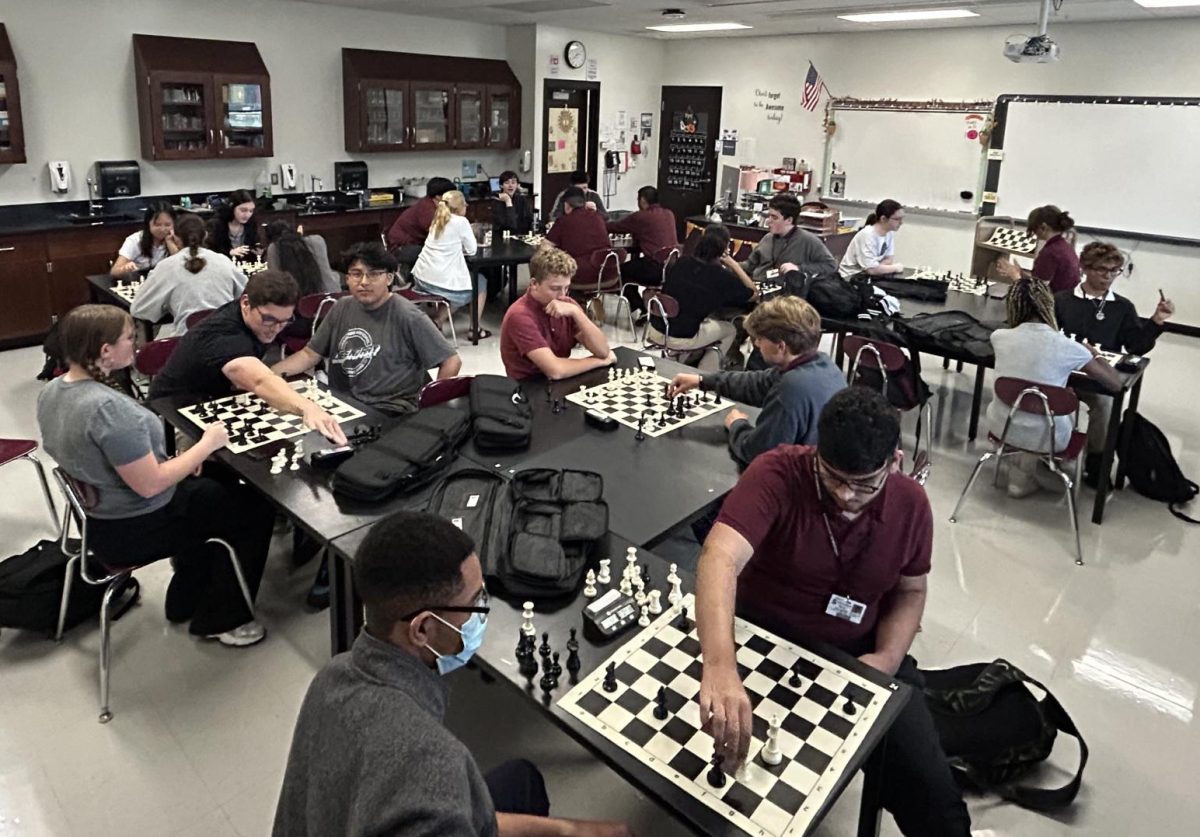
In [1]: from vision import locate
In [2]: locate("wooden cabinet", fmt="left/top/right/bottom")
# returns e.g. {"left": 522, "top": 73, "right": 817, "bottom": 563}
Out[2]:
{"left": 48, "top": 227, "right": 132, "bottom": 316}
{"left": 343, "top": 49, "right": 520, "bottom": 154}
{"left": 134, "top": 35, "right": 272, "bottom": 161}
{"left": 0, "top": 24, "right": 26, "bottom": 164}
{"left": 0, "top": 233, "right": 50, "bottom": 344}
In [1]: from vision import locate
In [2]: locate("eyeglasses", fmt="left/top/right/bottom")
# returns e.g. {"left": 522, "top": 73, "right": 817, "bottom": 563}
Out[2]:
{"left": 400, "top": 587, "right": 491, "bottom": 624}
{"left": 816, "top": 455, "right": 889, "bottom": 496}
{"left": 255, "top": 308, "right": 295, "bottom": 327}
{"left": 1093, "top": 266, "right": 1123, "bottom": 278}
{"left": 347, "top": 269, "right": 391, "bottom": 283}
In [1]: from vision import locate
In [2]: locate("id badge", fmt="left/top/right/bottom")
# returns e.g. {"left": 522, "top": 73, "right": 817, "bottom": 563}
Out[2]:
{"left": 826, "top": 593, "right": 866, "bottom": 624}
{"left": 765, "top": 268, "right": 781, "bottom": 280}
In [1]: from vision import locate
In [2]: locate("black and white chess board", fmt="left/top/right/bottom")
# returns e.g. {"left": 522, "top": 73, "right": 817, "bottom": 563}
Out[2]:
{"left": 756, "top": 280, "right": 784, "bottom": 298}
{"left": 178, "top": 379, "right": 365, "bottom": 454}
{"left": 110, "top": 278, "right": 144, "bottom": 304}
{"left": 565, "top": 369, "right": 730, "bottom": 438}
{"left": 905, "top": 268, "right": 988, "bottom": 296}
{"left": 515, "top": 233, "right": 545, "bottom": 247}
{"left": 234, "top": 260, "right": 268, "bottom": 275}
{"left": 984, "top": 227, "right": 1038, "bottom": 254}
{"left": 558, "top": 595, "right": 901, "bottom": 837}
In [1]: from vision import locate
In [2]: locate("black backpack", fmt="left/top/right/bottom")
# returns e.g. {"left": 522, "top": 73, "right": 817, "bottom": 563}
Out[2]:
{"left": 470, "top": 374, "right": 533, "bottom": 450}
{"left": 923, "top": 659, "right": 1087, "bottom": 812}
{"left": 806, "top": 275, "right": 871, "bottom": 320}
{"left": 894, "top": 310, "right": 997, "bottom": 361}
{"left": 1120, "top": 411, "right": 1199, "bottom": 523}
{"left": 0, "top": 538, "right": 106, "bottom": 633}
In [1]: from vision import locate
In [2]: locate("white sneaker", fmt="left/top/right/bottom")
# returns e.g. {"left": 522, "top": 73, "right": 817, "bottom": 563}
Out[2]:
{"left": 207, "top": 620, "right": 267, "bottom": 647}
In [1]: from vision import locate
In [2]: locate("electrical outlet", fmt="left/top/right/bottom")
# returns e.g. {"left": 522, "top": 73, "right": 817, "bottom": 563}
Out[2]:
{"left": 270, "top": 173, "right": 280, "bottom": 185}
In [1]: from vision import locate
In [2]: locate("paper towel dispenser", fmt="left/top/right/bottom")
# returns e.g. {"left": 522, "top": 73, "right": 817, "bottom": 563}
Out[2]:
{"left": 334, "top": 161, "right": 368, "bottom": 191}
{"left": 95, "top": 161, "right": 141, "bottom": 198}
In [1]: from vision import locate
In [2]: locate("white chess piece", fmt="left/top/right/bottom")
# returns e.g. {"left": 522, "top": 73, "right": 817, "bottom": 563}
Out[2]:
{"left": 761, "top": 715, "right": 783, "bottom": 766}
{"left": 666, "top": 562, "right": 680, "bottom": 585}
{"left": 637, "top": 605, "right": 650, "bottom": 627}
{"left": 734, "top": 761, "right": 751, "bottom": 783}
{"left": 668, "top": 577, "right": 683, "bottom": 606}
{"left": 521, "top": 601, "right": 535, "bottom": 636}
{"left": 626, "top": 546, "right": 638, "bottom": 575}
{"left": 634, "top": 587, "right": 646, "bottom": 608}
{"left": 583, "top": 570, "right": 598, "bottom": 598}
{"left": 619, "top": 575, "right": 633, "bottom": 597}
{"left": 647, "top": 590, "right": 662, "bottom": 615}
{"left": 596, "top": 559, "right": 611, "bottom": 584}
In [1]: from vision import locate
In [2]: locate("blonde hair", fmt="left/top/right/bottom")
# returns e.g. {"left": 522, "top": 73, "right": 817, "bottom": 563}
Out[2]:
{"left": 746, "top": 296, "right": 822, "bottom": 355}
{"left": 530, "top": 247, "right": 577, "bottom": 282}
{"left": 59, "top": 304, "right": 133, "bottom": 383}
{"left": 1079, "top": 241, "right": 1124, "bottom": 272}
{"left": 430, "top": 190, "right": 467, "bottom": 238}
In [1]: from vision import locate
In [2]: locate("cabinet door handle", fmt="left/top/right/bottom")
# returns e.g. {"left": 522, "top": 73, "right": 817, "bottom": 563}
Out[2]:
{"left": 0, "top": 246, "right": 15, "bottom": 252}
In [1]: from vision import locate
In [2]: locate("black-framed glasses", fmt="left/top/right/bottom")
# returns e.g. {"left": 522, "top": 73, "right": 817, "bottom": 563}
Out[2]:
{"left": 816, "top": 455, "right": 889, "bottom": 496}
{"left": 400, "top": 588, "right": 490, "bottom": 623}
{"left": 255, "top": 308, "right": 295, "bottom": 327}
{"left": 347, "top": 268, "right": 391, "bottom": 283}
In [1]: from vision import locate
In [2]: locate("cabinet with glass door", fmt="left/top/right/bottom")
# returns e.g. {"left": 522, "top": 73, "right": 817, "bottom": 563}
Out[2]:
{"left": 0, "top": 24, "right": 26, "bottom": 164}
{"left": 486, "top": 85, "right": 519, "bottom": 149}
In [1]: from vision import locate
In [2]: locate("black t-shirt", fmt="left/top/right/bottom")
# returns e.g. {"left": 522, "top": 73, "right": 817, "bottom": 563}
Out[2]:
{"left": 650, "top": 257, "right": 754, "bottom": 338}
{"left": 149, "top": 300, "right": 267, "bottom": 399}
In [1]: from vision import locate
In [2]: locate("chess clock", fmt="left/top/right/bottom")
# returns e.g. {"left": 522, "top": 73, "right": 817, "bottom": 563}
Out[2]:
{"left": 564, "top": 40, "right": 587, "bottom": 69}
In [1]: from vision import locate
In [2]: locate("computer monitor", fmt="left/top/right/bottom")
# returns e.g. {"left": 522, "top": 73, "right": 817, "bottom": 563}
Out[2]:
{"left": 489, "top": 176, "right": 502, "bottom": 194}
{"left": 719, "top": 165, "right": 740, "bottom": 206}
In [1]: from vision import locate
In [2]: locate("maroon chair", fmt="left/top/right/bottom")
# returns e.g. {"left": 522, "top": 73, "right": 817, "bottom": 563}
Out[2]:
{"left": 418, "top": 376, "right": 474, "bottom": 408}
{"left": 584, "top": 250, "right": 634, "bottom": 339}
{"left": 949, "top": 377, "right": 1086, "bottom": 565}
{"left": 184, "top": 309, "right": 214, "bottom": 330}
{"left": 397, "top": 288, "right": 457, "bottom": 347}
{"left": 281, "top": 291, "right": 351, "bottom": 355}
{"left": 134, "top": 336, "right": 181, "bottom": 378}
{"left": 681, "top": 227, "right": 703, "bottom": 256}
{"left": 732, "top": 241, "right": 753, "bottom": 262}
{"left": 1, "top": 438, "right": 58, "bottom": 527}
{"left": 843, "top": 335, "right": 933, "bottom": 485}
{"left": 641, "top": 290, "right": 723, "bottom": 370}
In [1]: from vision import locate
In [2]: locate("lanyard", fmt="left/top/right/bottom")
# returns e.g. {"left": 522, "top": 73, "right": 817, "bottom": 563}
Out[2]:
{"left": 811, "top": 459, "right": 872, "bottom": 594}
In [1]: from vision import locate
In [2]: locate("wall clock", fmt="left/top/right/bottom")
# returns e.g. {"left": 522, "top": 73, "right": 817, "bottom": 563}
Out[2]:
{"left": 565, "top": 40, "right": 587, "bottom": 69}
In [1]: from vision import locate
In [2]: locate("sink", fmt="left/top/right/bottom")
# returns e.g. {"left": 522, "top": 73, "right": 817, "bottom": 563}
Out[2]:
{"left": 62, "top": 212, "right": 138, "bottom": 225}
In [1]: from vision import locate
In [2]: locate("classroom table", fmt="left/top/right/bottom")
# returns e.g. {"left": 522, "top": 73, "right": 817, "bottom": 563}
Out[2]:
{"left": 465, "top": 238, "right": 539, "bottom": 344}
{"left": 326, "top": 525, "right": 908, "bottom": 837}
{"left": 87, "top": 271, "right": 159, "bottom": 342}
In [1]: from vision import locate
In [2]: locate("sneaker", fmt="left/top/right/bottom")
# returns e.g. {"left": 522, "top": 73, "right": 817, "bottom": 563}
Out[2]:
{"left": 206, "top": 620, "right": 267, "bottom": 647}
{"left": 306, "top": 557, "right": 330, "bottom": 611}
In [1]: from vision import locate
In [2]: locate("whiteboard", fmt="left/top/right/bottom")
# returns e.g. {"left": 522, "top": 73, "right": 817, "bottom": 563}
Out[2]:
{"left": 994, "top": 100, "right": 1200, "bottom": 242}
{"left": 825, "top": 109, "right": 987, "bottom": 213}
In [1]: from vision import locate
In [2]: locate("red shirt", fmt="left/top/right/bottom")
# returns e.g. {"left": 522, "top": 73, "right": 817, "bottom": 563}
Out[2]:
{"left": 608, "top": 205, "right": 679, "bottom": 263}
{"left": 386, "top": 197, "right": 437, "bottom": 248}
{"left": 500, "top": 292, "right": 583, "bottom": 380}
{"left": 547, "top": 209, "right": 611, "bottom": 286}
{"left": 716, "top": 445, "right": 932, "bottom": 649}
{"left": 1031, "top": 234, "right": 1080, "bottom": 294}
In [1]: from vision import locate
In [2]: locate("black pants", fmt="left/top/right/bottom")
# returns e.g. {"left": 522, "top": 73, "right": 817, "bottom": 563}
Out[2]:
{"left": 484, "top": 759, "right": 550, "bottom": 817}
{"left": 620, "top": 257, "right": 666, "bottom": 314}
{"left": 88, "top": 472, "right": 273, "bottom": 636}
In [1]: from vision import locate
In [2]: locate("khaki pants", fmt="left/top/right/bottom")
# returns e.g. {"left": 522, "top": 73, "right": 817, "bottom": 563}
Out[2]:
{"left": 1077, "top": 389, "right": 1112, "bottom": 455}
{"left": 647, "top": 320, "right": 736, "bottom": 372}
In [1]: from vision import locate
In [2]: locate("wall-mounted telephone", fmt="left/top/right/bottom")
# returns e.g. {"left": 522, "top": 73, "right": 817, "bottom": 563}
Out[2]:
{"left": 604, "top": 150, "right": 621, "bottom": 170}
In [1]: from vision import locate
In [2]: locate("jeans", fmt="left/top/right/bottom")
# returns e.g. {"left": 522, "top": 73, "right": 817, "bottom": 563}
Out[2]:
{"left": 484, "top": 759, "right": 551, "bottom": 816}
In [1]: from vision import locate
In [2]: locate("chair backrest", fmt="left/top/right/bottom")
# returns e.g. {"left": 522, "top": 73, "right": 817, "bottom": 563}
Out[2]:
{"left": 589, "top": 249, "right": 622, "bottom": 293}
{"left": 656, "top": 246, "right": 682, "bottom": 282}
{"left": 419, "top": 376, "right": 474, "bottom": 408}
{"left": 397, "top": 287, "right": 447, "bottom": 306}
{"left": 843, "top": 336, "right": 910, "bottom": 396}
{"left": 732, "top": 241, "right": 753, "bottom": 262}
{"left": 994, "top": 377, "right": 1079, "bottom": 417}
{"left": 681, "top": 227, "right": 703, "bottom": 256}
{"left": 134, "top": 336, "right": 182, "bottom": 377}
{"left": 184, "top": 309, "right": 214, "bottom": 329}
{"left": 296, "top": 291, "right": 348, "bottom": 320}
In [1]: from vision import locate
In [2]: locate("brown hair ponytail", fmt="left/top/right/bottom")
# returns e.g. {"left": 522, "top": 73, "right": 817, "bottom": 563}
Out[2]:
{"left": 176, "top": 213, "right": 208, "bottom": 274}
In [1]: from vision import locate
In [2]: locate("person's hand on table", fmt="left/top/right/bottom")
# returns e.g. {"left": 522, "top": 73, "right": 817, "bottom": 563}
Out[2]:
{"left": 858, "top": 651, "right": 902, "bottom": 677}
{"left": 779, "top": 261, "right": 798, "bottom": 273}
{"left": 1083, "top": 340, "right": 1103, "bottom": 358}
{"left": 890, "top": 262, "right": 905, "bottom": 274}
{"left": 230, "top": 245, "right": 251, "bottom": 259}
{"left": 199, "top": 423, "right": 229, "bottom": 456}
{"left": 602, "top": 350, "right": 618, "bottom": 366}
{"left": 564, "top": 821, "right": 634, "bottom": 837}
{"left": 723, "top": 408, "right": 749, "bottom": 430}
{"left": 117, "top": 260, "right": 141, "bottom": 274}
{"left": 1153, "top": 296, "right": 1176, "bottom": 325}
{"left": 699, "top": 662, "right": 752, "bottom": 766}
{"left": 667, "top": 373, "right": 701, "bottom": 399}
{"left": 301, "top": 403, "right": 349, "bottom": 445}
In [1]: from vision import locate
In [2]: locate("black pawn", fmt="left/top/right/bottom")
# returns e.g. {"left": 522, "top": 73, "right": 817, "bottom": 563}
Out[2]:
{"left": 539, "top": 631, "right": 551, "bottom": 659}
{"left": 635, "top": 413, "right": 647, "bottom": 441}
{"left": 714, "top": 390, "right": 722, "bottom": 404}
{"left": 676, "top": 605, "right": 691, "bottom": 631}
{"left": 640, "top": 564, "right": 650, "bottom": 588}
{"left": 539, "top": 667, "right": 556, "bottom": 694}
{"left": 546, "top": 385, "right": 553, "bottom": 404}
{"left": 843, "top": 697, "right": 857, "bottom": 716}
{"left": 706, "top": 754, "right": 727, "bottom": 788}
{"left": 788, "top": 667, "right": 802, "bottom": 688}
{"left": 602, "top": 662, "right": 618, "bottom": 692}
{"left": 550, "top": 651, "right": 562, "bottom": 679}
{"left": 653, "top": 686, "right": 668, "bottom": 720}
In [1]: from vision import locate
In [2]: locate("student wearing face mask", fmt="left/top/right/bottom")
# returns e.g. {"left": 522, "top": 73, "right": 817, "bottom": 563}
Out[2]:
{"left": 273, "top": 511, "right": 632, "bottom": 837}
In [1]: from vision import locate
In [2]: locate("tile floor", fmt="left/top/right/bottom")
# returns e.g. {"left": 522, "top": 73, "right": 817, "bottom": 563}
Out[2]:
{"left": 2, "top": 298, "right": 1198, "bottom": 836}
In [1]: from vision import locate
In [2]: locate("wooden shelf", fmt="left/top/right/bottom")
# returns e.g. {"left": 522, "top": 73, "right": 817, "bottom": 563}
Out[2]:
{"left": 0, "top": 24, "right": 27, "bottom": 164}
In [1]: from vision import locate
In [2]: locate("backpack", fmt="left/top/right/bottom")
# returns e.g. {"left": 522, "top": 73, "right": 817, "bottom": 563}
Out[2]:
{"left": 923, "top": 659, "right": 1087, "bottom": 812}
{"left": 0, "top": 538, "right": 118, "bottom": 633}
{"left": 1119, "top": 411, "right": 1199, "bottom": 523}
{"left": 470, "top": 374, "right": 533, "bottom": 450}
{"left": 806, "top": 275, "right": 870, "bottom": 320}
{"left": 894, "top": 310, "right": 997, "bottom": 361}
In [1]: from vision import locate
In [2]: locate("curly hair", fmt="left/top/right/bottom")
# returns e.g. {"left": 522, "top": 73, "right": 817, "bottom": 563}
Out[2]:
{"left": 1079, "top": 241, "right": 1124, "bottom": 272}
{"left": 746, "top": 296, "right": 822, "bottom": 356}
{"left": 1005, "top": 277, "right": 1057, "bottom": 329}
{"left": 530, "top": 247, "right": 577, "bottom": 282}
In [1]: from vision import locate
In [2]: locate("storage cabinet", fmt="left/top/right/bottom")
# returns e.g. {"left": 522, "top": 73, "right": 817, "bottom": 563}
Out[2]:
{"left": 0, "top": 24, "right": 26, "bottom": 164}
{"left": 343, "top": 49, "right": 521, "bottom": 153}
{"left": 135, "top": 35, "right": 273, "bottom": 161}
{"left": 0, "top": 234, "right": 50, "bottom": 343}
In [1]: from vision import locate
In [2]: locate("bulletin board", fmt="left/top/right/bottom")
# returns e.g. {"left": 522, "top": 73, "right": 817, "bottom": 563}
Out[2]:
{"left": 547, "top": 107, "right": 580, "bottom": 174}
{"left": 822, "top": 99, "right": 992, "bottom": 214}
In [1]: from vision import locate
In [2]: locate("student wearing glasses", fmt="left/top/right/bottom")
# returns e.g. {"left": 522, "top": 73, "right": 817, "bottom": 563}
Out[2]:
{"left": 274, "top": 511, "right": 632, "bottom": 837}
{"left": 148, "top": 270, "right": 348, "bottom": 446}
{"left": 273, "top": 242, "right": 461, "bottom": 417}
{"left": 1054, "top": 241, "right": 1175, "bottom": 486}
{"left": 694, "top": 387, "right": 972, "bottom": 837}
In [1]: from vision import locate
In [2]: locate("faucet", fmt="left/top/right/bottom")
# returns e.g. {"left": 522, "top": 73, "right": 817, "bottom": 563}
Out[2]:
{"left": 86, "top": 176, "right": 104, "bottom": 217}
{"left": 310, "top": 175, "right": 323, "bottom": 193}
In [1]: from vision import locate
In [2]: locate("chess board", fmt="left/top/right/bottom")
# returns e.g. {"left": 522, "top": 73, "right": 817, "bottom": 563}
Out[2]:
{"left": 110, "top": 279, "right": 144, "bottom": 304}
{"left": 515, "top": 233, "right": 545, "bottom": 247}
{"left": 984, "top": 227, "right": 1038, "bottom": 254}
{"left": 558, "top": 594, "right": 902, "bottom": 837}
{"left": 948, "top": 275, "right": 988, "bottom": 296}
{"left": 756, "top": 280, "right": 784, "bottom": 297}
{"left": 234, "top": 260, "right": 268, "bottom": 275}
{"left": 564, "top": 369, "right": 730, "bottom": 438}
{"left": 905, "top": 269, "right": 988, "bottom": 296}
{"left": 177, "top": 379, "right": 365, "bottom": 454}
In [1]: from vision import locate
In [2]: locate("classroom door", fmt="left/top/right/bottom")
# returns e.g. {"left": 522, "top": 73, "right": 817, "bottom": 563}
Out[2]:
{"left": 657, "top": 86, "right": 722, "bottom": 238}
{"left": 541, "top": 80, "right": 600, "bottom": 222}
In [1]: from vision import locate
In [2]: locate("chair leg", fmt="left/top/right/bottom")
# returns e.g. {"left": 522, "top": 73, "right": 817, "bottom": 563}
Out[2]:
{"left": 55, "top": 554, "right": 79, "bottom": 642}
{"left": 615, "top": 296, "right": 635, "bottom": 343}
{"left": 950, "top": 451, "right": 995, "bottom": 523}
{"left": 25, "top": 453, "right": 59, "bottom": 529}
{"left": 441, "top": 303, "right": 458, "bottom": 347}
{"left": 98, "top": 576, "right": 126, "bottom": 724}
{"left": 992, "top": 445, "right": 1008, "bottom": 488}
{"left": 207, "top": 538, "right": 255, "bottom": 616}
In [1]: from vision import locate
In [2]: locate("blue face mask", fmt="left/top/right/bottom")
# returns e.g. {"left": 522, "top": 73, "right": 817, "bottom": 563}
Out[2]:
{"left": 426, "top": 611, "right": 488, "bottom": 676}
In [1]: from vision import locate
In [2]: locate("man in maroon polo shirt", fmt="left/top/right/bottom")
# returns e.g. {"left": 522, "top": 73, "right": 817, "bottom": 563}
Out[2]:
{"left": 695, "top": 387, "right": 971, "bottom": 837}
{"left": 607, "top": 185, "right": 679, "bottom": 287}
{"left": 385, "top": 177, "right": 456, "bottom": 267}
{"left": 544, "top": 188, "right": 612, "bottom": 291}
{"left": 500, "top": 247, "right": 615, "bottom": 381}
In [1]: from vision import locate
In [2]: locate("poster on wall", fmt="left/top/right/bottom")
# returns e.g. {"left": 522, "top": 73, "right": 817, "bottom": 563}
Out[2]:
{"left": 547, "top": 107, "right": 579, "bottom": 173}
{"left": 640, "top": 112, "right": 653, "bottom": 139}
{"left": 586, "top": 59, "right": 598, "bottom": 81}
{"left": 721, "top": 127, "right": 739, "bottom": 156}
{"left": 548, "top": 54, "right": 560, "bottom": 76}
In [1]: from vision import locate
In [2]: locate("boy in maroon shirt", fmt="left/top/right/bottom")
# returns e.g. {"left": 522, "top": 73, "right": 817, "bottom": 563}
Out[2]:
{"left": 500, "top": 248, "right": 615, "bottom": 381}
{"left": 607, "top": 185, "right": 679, "bottom": 286}
{"left": 385, "top": 177, "right": 455, "bottom": 265}
{"left": 695, "top": 387, "right": 971, "bottom": 837}
{"left": 545, "top": 188, "right": 612, "bottom": 290}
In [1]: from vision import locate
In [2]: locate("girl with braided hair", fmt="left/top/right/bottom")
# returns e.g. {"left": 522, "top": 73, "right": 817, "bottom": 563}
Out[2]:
{"left": 985, "top": 278, "right": 1121, "bottom": 497}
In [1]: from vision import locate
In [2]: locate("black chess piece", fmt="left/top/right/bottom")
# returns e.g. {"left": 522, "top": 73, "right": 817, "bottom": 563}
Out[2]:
{"left": 676, "top": 605, "right": 691, "bottom": 631}
{"left": 602, "top": 662, "right": 618, "bottom": 692}
{"left": 714, "top": 390, "right": 722, "bottom": 404}
{"left": 516, "top": 629, "right": 530, "bottom": 659}
{"left": 566, "top": 644, "right": 581, "bottom": 674}
{"left": 788, "top": 666, "right": 802, "bottom": 688}
{"left": 653, "top": 686, "right": 668, "bottom": 720}
{"left": 539, "top": 667, "right": 556, "bottom": 694}
{"left": 539, "top": 631, "right": 551, "bottom": 659}
{"left": 706, "top": 754, "right": 727, "bottom": 788}
{"left": 545, "top": 384, "right": 553, "bottom": 404}
{"left": 519, "top": 651, "right": 538, "bottom": 678}
{"left": 640, "top": 564, "right": 650, "bottom": 588}
{"left": 843, "top": 697, "right": 857, "bottom": 716}
{"left": 550, "top": 651, "right": 562, "bottom": 679}
{"left": 636, "top": 413, "right": 647, "bottom": 441}
{"left": 552, "top": 398, "right": 561, "bottom": 415}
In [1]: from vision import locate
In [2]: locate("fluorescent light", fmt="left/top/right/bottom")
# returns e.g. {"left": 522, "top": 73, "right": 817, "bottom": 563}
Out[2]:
{"left": 1133, "top": 0, "right": 1200, "bottom": 7}
{"left": 646, "top": 22, "right": 752, "bottom": 32}
{"left": 839, "top": 9, "right": 979, "bottom": 23}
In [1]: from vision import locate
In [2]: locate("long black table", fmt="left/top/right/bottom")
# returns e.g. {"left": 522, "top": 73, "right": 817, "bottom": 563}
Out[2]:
{"left": 328, "top": 525, "right": 908, "bottom": 837}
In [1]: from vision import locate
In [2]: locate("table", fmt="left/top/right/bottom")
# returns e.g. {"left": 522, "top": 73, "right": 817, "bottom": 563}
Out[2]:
{"left": 87, "top": 271, "right": 160, "bottom": 342}
{"left": 467, "top": 238, "right": 539, "bottom": 344}
{"left": 327, "top": 526, "right": 906, "bottom": 837}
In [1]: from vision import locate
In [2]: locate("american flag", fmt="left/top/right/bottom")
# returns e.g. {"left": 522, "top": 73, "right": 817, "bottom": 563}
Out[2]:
{"left": 802, "top": 62, "right": 826, "bottom": 111}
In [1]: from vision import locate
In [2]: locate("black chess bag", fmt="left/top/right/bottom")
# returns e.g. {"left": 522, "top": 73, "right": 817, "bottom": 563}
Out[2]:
{"left": 331, "top": 405, "right": 471, "bottom": 502}
{"left": 470, "top": 374, "right": 533, "bottom": 450}
{"left": 923, "top": 658, "right": 1087, "bottom": 812}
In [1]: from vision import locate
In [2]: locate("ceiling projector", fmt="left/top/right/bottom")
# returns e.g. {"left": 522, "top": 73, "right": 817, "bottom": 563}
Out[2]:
{"left": 1004, "top": 0, "right": 1061, "bottom": 63}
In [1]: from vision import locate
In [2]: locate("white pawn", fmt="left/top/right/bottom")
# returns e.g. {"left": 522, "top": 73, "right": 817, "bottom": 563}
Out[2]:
{"left": 647, "top": 590, "right": 662, "bottom": 615}
{"left": 521, "top": 601, "right": 535, "bottom": 636}
{"left": 666, "top": 562, "right": 680, "bottom": 585}
{"left": 761, "top": 715, "right": 783, "bottom": 766}
{"left": 608, "top": 367, "right": 616, "bottom": 381}
{"left": 619, "top": 574, "right": 633, "bottom": 597}
{"left": 634, "top": 587, "right": 646, "bottom": 608}
{"left": 637, "top": 605, "right": 650, "bottom": 627}
{"left": 667, "top": 577, "right": 683, "bottom": 606}
{"left": 583, "top": 570, "right": 598, "bottom": 598}
{"left": 596, "top": 559, "right": 611, "bottom": 585}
